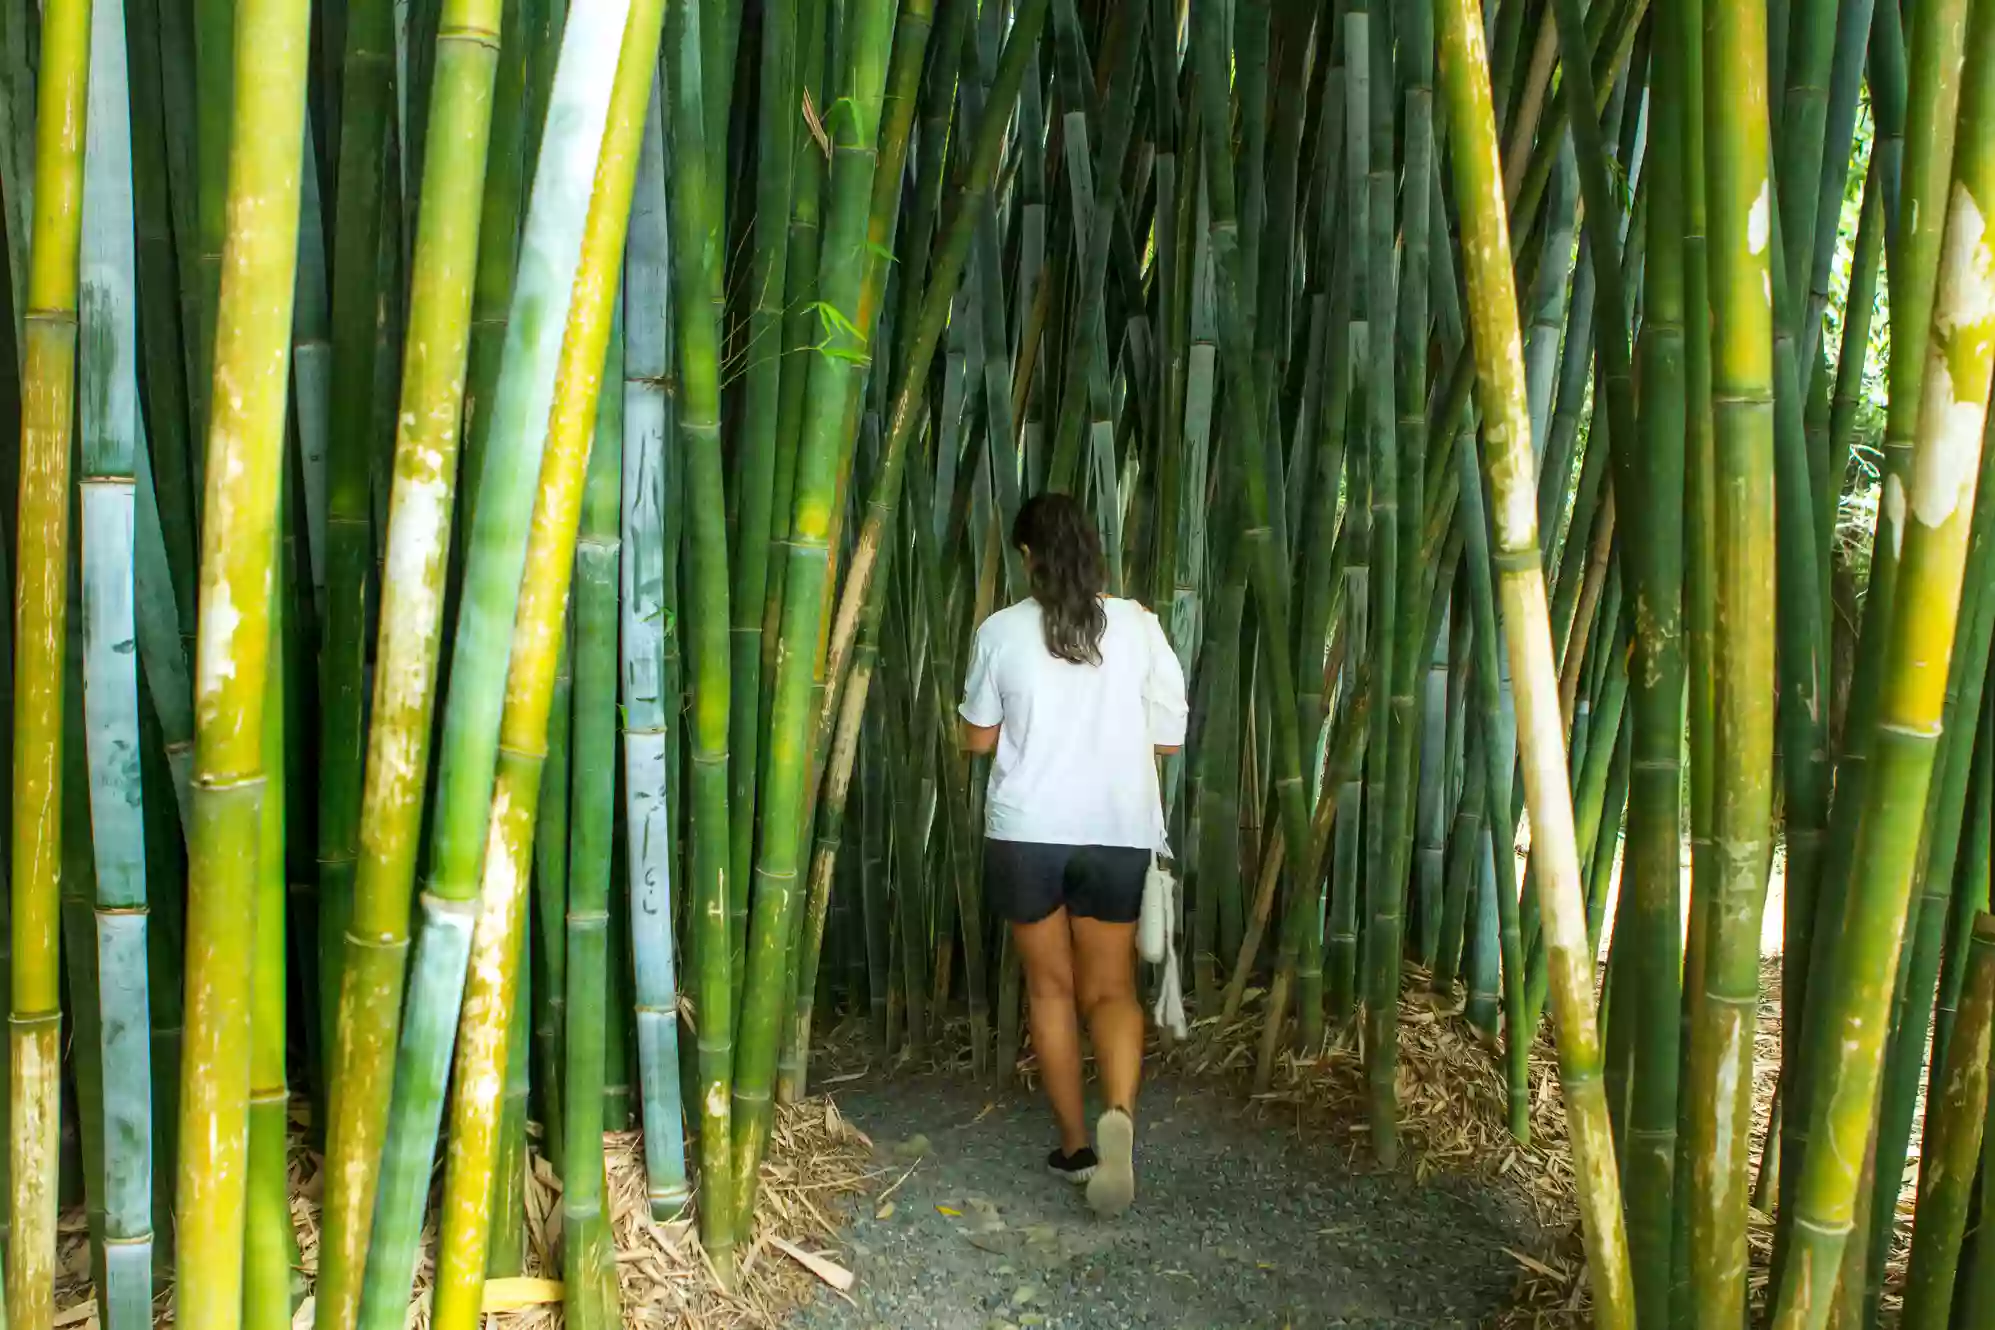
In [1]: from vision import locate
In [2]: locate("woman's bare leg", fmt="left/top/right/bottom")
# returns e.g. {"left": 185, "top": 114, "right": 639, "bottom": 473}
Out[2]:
{"left": 1070, "top": 916, "right": 1143, "bottom": 1115}
{"left": 1012, "top": 909, "right": 1088, "bottom": 1154}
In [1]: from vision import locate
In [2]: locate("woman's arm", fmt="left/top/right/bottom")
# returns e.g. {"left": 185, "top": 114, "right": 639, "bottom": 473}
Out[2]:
{"left": 962, "top": 721, "right": 1001, "bottom": 755}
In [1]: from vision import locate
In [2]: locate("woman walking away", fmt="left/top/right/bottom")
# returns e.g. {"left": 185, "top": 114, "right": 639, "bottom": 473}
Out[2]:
{"left": 959, "top": 493, "right": 1188, "bottom": 1217}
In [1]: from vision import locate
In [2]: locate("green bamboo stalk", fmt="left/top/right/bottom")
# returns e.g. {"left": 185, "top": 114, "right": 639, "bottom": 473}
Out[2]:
{"left": 532, "top": 619, "right": 573, "bottom": 1174}
{"left": 558, "top": 307, "right": 629, "bottom": 1330}
{"left": 243, "top": 554, "right": 291, "bottom": 1330}
{"left": 726, "top": 0, "right": 804, "bottom": 989}
{"left": 348, "top": 0, "right": 633, "bottom": 1315}
{"left": 1619, "top": 9, "right": 1686, "bottom": 1320}
{"left": 188, "top": 0, "right": 231, "bottom": 468}
{"left": 1770, "top": 1, "right": 1995, "bottom": 1321}
{"left": 168, "top": 0, "right": 311, "bottom": 1316}
{"left": 1197, "top": 570, "right": 1248, "bottom": 1008}
{"left": 1453, "top": 417, "right": 1527, "bottom": 1138}
{"left": 291, "top": 120, "right": 331, "bottom": 609}
{"left": 1678, "top": 0, "right": 1783, "bottom": 1317}
{"left": 312, "top": 0, "right": 394, "bottom": 1161}
{"left": 1432, "top": 0, "right": 1634, "bottom": 1317}
{"left": 1898, "top": 913, "right": 1995, "bottom": 1330}
{"left": 780, "top": 512, "right": 896, "bottom": 1101}
{"left": 76, "top": 0, "right": 157, "bottom": 1316}
{"left": 1931, "top": 679, "right": 1995, "bottom": 1077}
{"left": 658, "top": 0, "right": 737, "bottom": 1272}
{"left": 8, "top": 0, "right": 91, "bottom": 1319}
{"left": 425, "top": 17, "right": 657, "bottom": 1324}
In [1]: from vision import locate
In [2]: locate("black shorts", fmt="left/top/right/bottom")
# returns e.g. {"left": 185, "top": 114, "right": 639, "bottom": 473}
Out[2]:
{"left": 983, "top": 840, "right": 1149, "bottom": 925}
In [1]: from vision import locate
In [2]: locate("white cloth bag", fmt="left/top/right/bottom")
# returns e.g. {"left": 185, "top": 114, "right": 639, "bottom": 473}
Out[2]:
{"left": 1138, "top": 613, "right": 1187, "bottom": 1038}
{"left": 1139, "top": 854, "right": 1187, "bottom": 1037}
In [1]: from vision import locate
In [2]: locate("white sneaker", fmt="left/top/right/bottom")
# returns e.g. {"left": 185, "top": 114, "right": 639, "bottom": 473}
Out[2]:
{"left": 1086, "top": 1109, "right": 1135, "bottom": 1217}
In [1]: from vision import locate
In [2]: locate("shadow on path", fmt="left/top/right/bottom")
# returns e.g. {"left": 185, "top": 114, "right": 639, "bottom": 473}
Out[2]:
{"left": 793, "top": 1068, "right": 1543, "bottom": 1329}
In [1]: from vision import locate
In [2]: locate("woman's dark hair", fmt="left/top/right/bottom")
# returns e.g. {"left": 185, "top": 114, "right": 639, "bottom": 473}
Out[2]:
{"left": 1012, "top": 492, "right": 1107, "bottom": 665}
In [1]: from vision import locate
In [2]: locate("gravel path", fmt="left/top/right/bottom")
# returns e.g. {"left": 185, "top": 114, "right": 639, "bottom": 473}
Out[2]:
{"left": 791, "top": 1068, "right": 1543, "bottom": 1329}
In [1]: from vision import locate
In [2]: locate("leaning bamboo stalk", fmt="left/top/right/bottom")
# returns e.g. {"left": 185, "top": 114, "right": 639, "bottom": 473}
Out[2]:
{"left": 780, "top": 518, "right": 896, "bottom": 1102}
{"left": 424, "top": 15, "right": 659, "bottom": 1324}
{"left": 312, "top": 0, "right": 507, "bottom": 1310}
{"left": 1863, "top": 415, "right": 1995, "bottom": 1310}
{"left": 814, "top": 0, "right": 1052, "bottom": 769}
{"left": 168, "top": 0, "right": 312, "bottom": 1316}
{"left": 350, "top": 0, "right": 633, "bottom": 1317}
{"left": 76, "top": 0, "right": 155, "bottom": 1318}
{"left": 1770, "top": 1, "right": 1995, "bottom": 1321}
{"left": 7, "top": 0, "right": 93, "bottom": 1318}
{"left": 1431, "top": 0, "right": 1634, "bottom": 1321}
{"left": 1897, "top": 913, "right": 1995, "bottom": 1330}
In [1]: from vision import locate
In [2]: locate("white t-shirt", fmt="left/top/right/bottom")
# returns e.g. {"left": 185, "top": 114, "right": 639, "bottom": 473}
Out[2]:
{"left": 960, "top": 596, "right": 1189, "bottom": 852}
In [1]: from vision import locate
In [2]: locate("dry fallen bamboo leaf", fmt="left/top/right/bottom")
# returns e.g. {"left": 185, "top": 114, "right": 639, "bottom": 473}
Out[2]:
{"left": 481, "top": 1277, "right": 564, "bottom": 1311}
{"left": 768, "top": 1235, "right": 855, "bottom": 1292}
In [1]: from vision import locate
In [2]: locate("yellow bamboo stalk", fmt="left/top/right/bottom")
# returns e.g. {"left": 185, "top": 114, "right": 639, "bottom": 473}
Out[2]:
{"left": 169, "top": 0, "right": 313, "bottom": 1320}
{"left": 1432, "top": 0, "right": 1635, "bottom": 1324}
{"left": 7, "top": 0, "right": 92, "bottom": 1321}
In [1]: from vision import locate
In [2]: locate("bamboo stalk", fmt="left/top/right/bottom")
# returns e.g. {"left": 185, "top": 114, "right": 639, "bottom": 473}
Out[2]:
{"left": 76, "top": 0, "right": 157, "bottom": 1317}
{"left": 621, "top": 70, "right": 689, "bottom": 1221}
{"left": 311, "top": 0, "right": 394, "bottom": 1220}
{"left": 1432, "top": 0, "right": 1634, "bottom": 1318}
{"left": 559, "top": 310, "right": 628, "bottom": 1330}
{"left": 168, "top": 0, "right": 312, "bottom": 1317}
{"left": 7, "top": 0, "right": 93, "bottom": 1316}
{"left": 658, "top": 0, "right": 738, "bottom": 1271}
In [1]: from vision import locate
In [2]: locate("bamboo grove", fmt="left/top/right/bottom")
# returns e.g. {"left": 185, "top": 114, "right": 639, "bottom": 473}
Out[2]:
{"left": 5, "top": 0, "right": 1995, "bottom": 1322}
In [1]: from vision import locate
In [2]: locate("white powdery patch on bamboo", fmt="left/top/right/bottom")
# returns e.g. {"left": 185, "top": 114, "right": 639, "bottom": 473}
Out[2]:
{"left": 1886, "top": 474, "right": 1908, "bottom": 558}
{"left": 1933, "top": 185, "right": 1995, "bottom": 340}
{"left": 1749, "top": 181, "right": 1772, "bottom": 256}
{"left": 1912, "top": 352, "right": 1987, "bottom": 529}
{"left": 378, "top": 467, "right": 452, "bottom": 669}
{"left": 459, "top": 795, "right": 526, "bottom": 1110}
{"left": 1492, "top": 422, "right": 1542, "bottom": 545}
{"left": 194, "top": 580, "right": 243, "bottom": 716}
